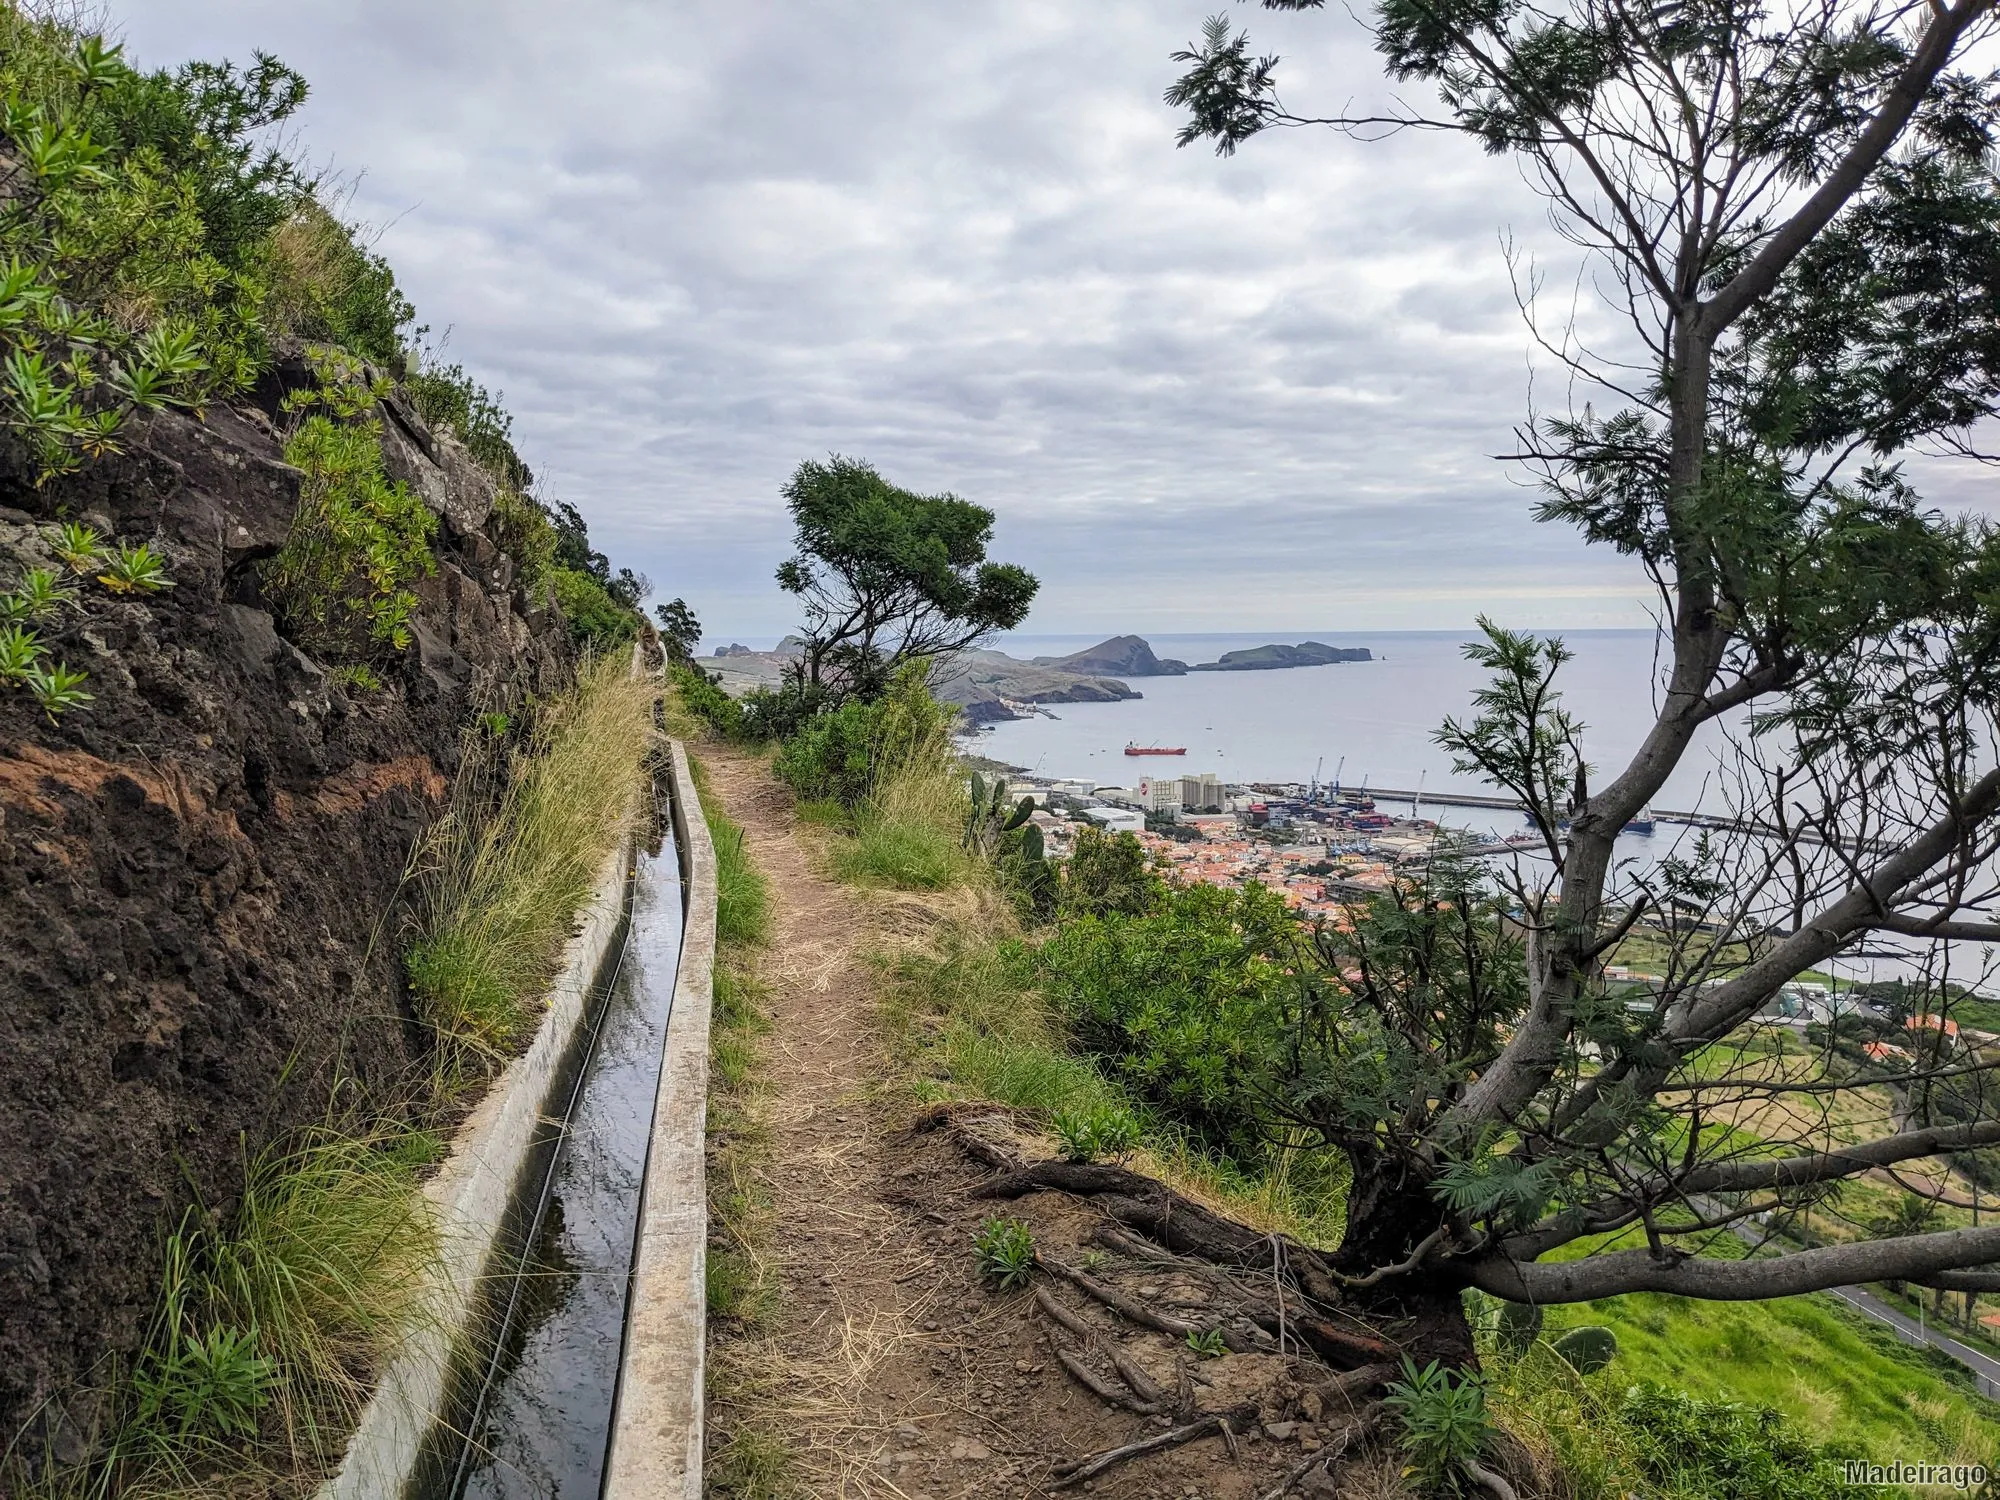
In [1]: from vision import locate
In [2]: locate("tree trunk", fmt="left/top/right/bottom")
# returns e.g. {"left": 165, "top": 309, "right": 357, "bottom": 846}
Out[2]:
{"left": 1335, "top": 1149, "right": 1478, "bottom": 1369}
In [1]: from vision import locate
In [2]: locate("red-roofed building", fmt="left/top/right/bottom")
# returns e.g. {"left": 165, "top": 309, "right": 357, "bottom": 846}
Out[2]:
{"left": 1905, "top": 1014, "right": 1961, "bottom": 1040}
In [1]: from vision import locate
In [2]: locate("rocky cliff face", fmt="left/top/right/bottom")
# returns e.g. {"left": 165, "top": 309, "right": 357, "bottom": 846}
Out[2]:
{"left": 0, "top": 384, "right": 568, "bottom": 1457}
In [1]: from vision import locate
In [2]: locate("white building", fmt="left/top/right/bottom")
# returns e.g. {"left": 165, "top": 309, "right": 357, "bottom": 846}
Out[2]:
{"left": 1178, "top": 772, "right": 1225, "bottom": 811}
{"left": 1133, "top": 777, "right": 1181, "bottom": 813}
{"left": 1083, "top": 806, "right": 1146, "bottom": 834}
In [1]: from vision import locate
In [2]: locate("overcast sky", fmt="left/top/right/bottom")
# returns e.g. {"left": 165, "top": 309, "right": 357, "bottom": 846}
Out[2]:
{"left": 106, "top": 1, "right": 1883, "bottom": 642}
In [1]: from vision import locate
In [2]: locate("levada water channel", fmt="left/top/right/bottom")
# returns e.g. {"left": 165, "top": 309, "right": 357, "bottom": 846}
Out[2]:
{"left": 414, "top": 777, "right": 687, "bottom": 1499}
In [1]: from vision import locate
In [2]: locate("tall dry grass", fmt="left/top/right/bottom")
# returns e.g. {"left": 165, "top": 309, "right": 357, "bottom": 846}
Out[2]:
{"left": 4, "top": 1126, "right": 448, "bottom": 1500}
{"left": 831, "top": 718, "right": 979, "bottom": 891}
{"left": 406, "top": 653, "right": 654, "bottom": 1064}
{"left": 131, "top": 1127, "right": 440, "bottom": 1495}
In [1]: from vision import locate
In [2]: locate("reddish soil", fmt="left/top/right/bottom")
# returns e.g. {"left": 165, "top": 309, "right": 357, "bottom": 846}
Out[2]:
{"left": 699, "top": 748, "right": 1388, "bottom": 1500}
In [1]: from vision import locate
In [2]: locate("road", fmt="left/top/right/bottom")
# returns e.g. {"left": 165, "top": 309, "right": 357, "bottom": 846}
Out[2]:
{"left": 1822, "top": 1282, "right": 2000, "bottom": 1400}
{"left": 1704, "top": 1200, "right": 2000, "bottom": 1400}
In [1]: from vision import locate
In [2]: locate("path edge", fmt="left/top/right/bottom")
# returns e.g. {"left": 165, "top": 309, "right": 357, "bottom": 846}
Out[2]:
{"left": 603, "top": 737, "right": 717, "bottom": 1498}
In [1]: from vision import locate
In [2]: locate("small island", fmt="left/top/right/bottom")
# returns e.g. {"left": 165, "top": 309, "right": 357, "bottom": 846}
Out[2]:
{"left": 699, "top": 633, "right": 1372, "bottom": 725}
{"left": 1190, "top": 641, "right": 1373, "bottom": 671}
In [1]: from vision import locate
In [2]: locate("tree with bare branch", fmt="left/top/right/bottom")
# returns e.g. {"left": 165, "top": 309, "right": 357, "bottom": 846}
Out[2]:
{"left": 1125, "top": 0, "right": 2000, "bottom": 1367}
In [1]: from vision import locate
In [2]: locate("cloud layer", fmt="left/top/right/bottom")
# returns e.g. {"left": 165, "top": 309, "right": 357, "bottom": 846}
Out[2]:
{"left": 117, "top": 1, "right": 1764, "bottom": 638}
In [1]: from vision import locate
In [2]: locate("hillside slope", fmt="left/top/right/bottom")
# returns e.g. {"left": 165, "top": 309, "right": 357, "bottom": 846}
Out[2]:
{"left": 0, "top": 375, "right": 568, "bottom": 1458}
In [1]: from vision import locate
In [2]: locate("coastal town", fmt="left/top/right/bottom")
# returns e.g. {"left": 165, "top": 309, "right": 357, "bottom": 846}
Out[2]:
{"left": 991, "top": 760, "right": 1471, "bottom": 920}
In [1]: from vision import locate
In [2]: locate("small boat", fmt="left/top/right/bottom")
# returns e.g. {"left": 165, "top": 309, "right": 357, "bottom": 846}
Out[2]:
{"left": 1124, "top": 743, "right": 1187, "bottom": 756}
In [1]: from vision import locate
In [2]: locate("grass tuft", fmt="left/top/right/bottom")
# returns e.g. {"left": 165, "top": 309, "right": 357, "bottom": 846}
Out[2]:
{"left": 827, "top": 722, "right": 978, "bottom": 892}
{"left": 708, "top": 1423, "right": 793, "bottom": 1499}
{"left": 106, "top": 1124, "right": 442, "bottom": 1494}
{"left": 406, "top": 654, "right": 654, "bottom": 1064}
{"left": 713, "top": 821, "right": 771, "bottom": 948}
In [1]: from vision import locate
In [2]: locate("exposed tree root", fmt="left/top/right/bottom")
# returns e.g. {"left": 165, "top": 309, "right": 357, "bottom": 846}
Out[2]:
{"left": 949, "top": 1116, "right": 1428, "bottom": 1490}
{"left": 1048, "top": 1401, "right": 1262, "bottom": 1490}
{"left": 1054, "top": 1348, "right": 1162, "bottom": 1414}
{"left": 1103, "top": 1340, "right": 1169, "bottom": 1407}
{"left": 1043, "top": 1255, "right": 1273, "bottom": 1353}
{"left": 1032, "top": 1284, "right": 1095, "bottom": 1343}
{"left": 978, "top": 1160, "right": 1340, "bottom": 1296}
{"left": 1035, "top": 1283, "right": 1175, "bottom": 1416}
{"left": 966, "top": 1137, "right": 1404, "bottom": 1370}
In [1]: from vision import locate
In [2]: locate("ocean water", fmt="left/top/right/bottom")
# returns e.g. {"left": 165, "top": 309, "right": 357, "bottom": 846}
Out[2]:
{"left": 978, "top": 628, "right": 1974, "bottom": 991}
{"left": 977, "top": 629, "right": 1733, "bottom": 814}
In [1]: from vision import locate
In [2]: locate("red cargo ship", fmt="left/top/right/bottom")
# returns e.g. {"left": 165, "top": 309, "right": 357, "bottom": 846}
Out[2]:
{"left": 1124, "top": 743, "right": 1187, "bottom": 756}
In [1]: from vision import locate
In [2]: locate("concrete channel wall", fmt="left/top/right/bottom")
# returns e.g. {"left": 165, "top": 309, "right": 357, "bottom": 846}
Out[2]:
{"left": 319, "top": 830, "right": 634, "bottom": 1500}
{"left": 603, "top": 739, "right": 718, "bottom": 1499}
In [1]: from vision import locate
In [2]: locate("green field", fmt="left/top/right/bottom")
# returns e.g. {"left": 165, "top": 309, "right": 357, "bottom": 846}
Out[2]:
{"left": 1526, "top": 1239, "right": 2000, "bottom": 1475}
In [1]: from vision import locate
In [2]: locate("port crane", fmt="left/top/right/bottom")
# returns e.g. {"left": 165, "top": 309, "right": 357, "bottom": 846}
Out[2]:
{"left": 1310, "top": 756, "right": 1324, "bottom": 800}
{"left": 1331, "top": 755, "right": 1345, "bottom": 799}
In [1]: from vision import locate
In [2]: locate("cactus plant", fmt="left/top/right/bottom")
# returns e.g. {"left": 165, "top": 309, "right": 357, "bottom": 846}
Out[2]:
{"left": 1550, "top": 1325, "right": 1617, "bottom": 1373}
{"left": 1495, "top": 1299, "right": 1543, "bottom": 1353}
{"left": 964, "top": 772, "right": 1033, "bottom": 855}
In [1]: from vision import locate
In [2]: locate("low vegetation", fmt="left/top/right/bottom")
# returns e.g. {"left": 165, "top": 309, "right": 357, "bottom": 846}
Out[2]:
{"left": 684, "top": 750, "right": 791, "bottom": 1496}
{"left": 405, "top": 653, "right": 655, "bottom": 1067}
{"left": 0, "top": 9, "right": 291, "bottom": 480}
{"left": 10, "top": 1123, "right": 442, "bottom": 1497}
{"left": 265, "top": 348, "right": 436, "bottom": 661}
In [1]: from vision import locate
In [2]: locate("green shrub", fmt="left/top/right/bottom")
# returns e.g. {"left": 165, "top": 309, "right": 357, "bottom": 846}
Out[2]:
{"left": 407, "top": 358, "right": 529, "bottom": 485}
{"left": 669, "top": 660, "right": 745, "bottom": 739}
{"left": 771, "top": 664, "right": 951, "bottom": 807}
{"left": 131, "top": 1323, "right": 274, "bottom": 1444}
{"left": 1060, "top": 825, "right": 1163, "bottom": 919}
{"left": 1384, "top": 1357, "right": 1496, "bottom": 1495}
{"left": 95, "top": 541, "right": 174, "bottom": 595}
{"left": 264, "top": 349, "right": 436, "bottom": 661}
{"left": 1617, "top": 1384, "right": 1849, "bottom": 1499}
{"left": 740, "top": 677, "right": 826, "bottom": 741}
{"left": 24, "top": 660, "right": 92, "bottom": 720}
{"left": 1033, "top": 880, "right": 1298, "bottom": 1160}
{"left": 259, "top": 197, "right": 414, "bottom": 367}
{"left": 0, "top": 561, "right": 91, "bottom": 719}
{"left": 550, "top": 565, "right": 639, "bottom": 649}
{"left": 771, "top": 696, "right": 877, "bottom": 806}
{"left": 0, "top": 17, "right": 306, "bottom": 478}
{"left": 489, "top": 485, "right": 557, "bottom": 586}
{"left": 1052, "top": 1102, "right": 1144, "bottom": 1163}
{"left": 972, "top": 1218, "right": 1036, "bottom": 1290}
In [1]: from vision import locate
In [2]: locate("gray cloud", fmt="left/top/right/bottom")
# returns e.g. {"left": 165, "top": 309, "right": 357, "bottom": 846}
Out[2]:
{"left": 113, "top": 0, "right": 1730, "bottom": 639}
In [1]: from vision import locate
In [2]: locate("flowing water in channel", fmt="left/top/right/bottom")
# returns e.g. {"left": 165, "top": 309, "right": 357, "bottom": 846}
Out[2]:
{"left": 430, "top": 818, "right": 685, "bottom": 1500}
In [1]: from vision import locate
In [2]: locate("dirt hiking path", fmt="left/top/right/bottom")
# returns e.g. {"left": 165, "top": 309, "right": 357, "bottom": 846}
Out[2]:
{"left": 699, "top": 746, "right": 1367, "bottom": 1500}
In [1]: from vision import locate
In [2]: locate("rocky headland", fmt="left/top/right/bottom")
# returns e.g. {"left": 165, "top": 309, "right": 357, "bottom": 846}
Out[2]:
{"left": 698, "top": 634, "right": 1372, "bottom": 725}
{"left": 1030, "top": 633, "right": 1187, "bottom": 676}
